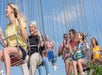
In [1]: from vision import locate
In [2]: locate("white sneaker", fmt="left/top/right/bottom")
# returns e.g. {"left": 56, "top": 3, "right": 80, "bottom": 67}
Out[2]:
{"left": 1, "top": 70, "right": 4, "bottom": 73}
{"left": 0, "top": 70, "right": 4, "bottom": 73}
{"left": 83, "top": 71, "right": 87, "bottom": 75}
{"left": 53, "top": 65, "right": 57, "bottom": 71}
{"left": 0, "top": 70, "right": 5, "bottom": 75}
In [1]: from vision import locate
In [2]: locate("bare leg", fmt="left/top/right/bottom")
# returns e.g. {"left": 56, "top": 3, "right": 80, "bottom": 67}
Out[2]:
{"left": 3, "top": 47, "right": 22, "bottom": 75}
{"left": 0, "top": 50, "right": 4, "bottom": 60}
{"left": 65, "top": 59, "right": 70, "bottom": 75}
{"left": 72, "top": 61, "right": 77, "bottom": 75}
{"left": 65, "top": 59, "right": 72, "bottom": 75}
{"left": 0, "top": 50, "right": 4, "bottom": 72}
{"left": 78, "top": 59, "right": 83, "bottom": 75}
{"left": 68, "top": 62, "right": 72, "bottom": 75}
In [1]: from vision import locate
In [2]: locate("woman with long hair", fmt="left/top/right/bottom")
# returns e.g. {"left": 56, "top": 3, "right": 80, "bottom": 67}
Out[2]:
{"left": 72, "top": 32, "right": 89, "bottom": 75}
{"left": 0, "top": 3, "right": 28, "bottom": 75}
{"left": 90, "top": 37, "right": 102, "bottom": 64}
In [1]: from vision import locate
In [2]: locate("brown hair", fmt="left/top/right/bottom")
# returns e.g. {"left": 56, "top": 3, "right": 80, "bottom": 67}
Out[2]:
{"left": 77, "top": 32, "right": 85, "bottom": 41}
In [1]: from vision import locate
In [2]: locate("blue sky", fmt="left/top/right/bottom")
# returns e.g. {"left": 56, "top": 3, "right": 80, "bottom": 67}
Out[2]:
{"left": 0, "top": 0, "right": 102, "bottom": 75}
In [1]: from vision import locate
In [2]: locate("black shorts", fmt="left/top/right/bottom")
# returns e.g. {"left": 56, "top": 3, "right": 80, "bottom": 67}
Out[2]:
{"left": 18, "top": 46, "right": 27, "bottom": 60}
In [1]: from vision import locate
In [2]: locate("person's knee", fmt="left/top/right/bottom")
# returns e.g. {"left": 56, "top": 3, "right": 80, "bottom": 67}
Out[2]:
{"left": 77, "top": 59, "right": 81, "bottom": 64}
{"left": 72, "top": 61, "right": 77, "bottom": 65}
{"left": 30, "top": 55, "right": 37, "bottom": 64}
{"left": 0, "top": 50, "right": 3, "bottom": 55}
{"left": 3, "top": 48, "right": 9, "bottom": 55}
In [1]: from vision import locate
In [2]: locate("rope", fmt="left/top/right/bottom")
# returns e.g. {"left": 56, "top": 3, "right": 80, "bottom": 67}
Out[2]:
{"left": 16, "top": 0, "right": 18, "bottom": 5}
{"left": 27, "top": 0, "right": 30, "bottom": 24}
{"left": 37, "top": 0, "right": 42, "bottom": 33}
{"left": 74, "top": 0, "right": 80, "bottom": 31}
{"left": 22, "top": 0, "right": 26, "bottom": 17}
{"left": 44, "top": 0, "right": 50, "bottom": 36}
{"left": 91, "top": 0, "right": 100, "bottom": 42}
{"left": 49, "top": 0, "right": 56, "bottom": 42}
{"left": 40, "top": 0, "right": 45, "bottom": 36}
{"left": 81, "top": 0, "right": 89, "bottom": 33}
{"left": 62, "top": 0, "right": 68, "bottom": 32}
{"left": 70, "top": 0, "right": 78, "bottom": 29}
{"left": 0, "top": 1, "right": 2, "bottom": 29}
{"left": 50, "top": 0, "right": 58, "bottom": 57}
{"left": 57, "top": 0, "right": 64, "bottom": 35}
{"left": 1, "top": 0, "right": 4, "bottom": 33}
{"left": 0, "top": 0, "right": 6, "bottom": 73}
{"left": 65, "top": 0, "right": 73, "bottom": 30}
{"left": 53, "top": 0, "right": 60, "bottom": 44}
{"left": 92, "top": 0, "right": 101, "bottom": 44}
{"left": 64, "top": 0, "right": 72, "bottom": 31}
{"left": 78, "top": 0, "right": 89, "bottom": 35}
{"left": 94, "top": 0, "right": 102, "bottom": 41}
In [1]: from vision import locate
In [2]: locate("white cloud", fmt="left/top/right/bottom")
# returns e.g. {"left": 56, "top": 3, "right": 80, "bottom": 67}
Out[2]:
{"left": 44, "top": 3, "right": 85, "bottom": 25}
{"left": 56, "top": 3, "right": 84, "bottom": 25}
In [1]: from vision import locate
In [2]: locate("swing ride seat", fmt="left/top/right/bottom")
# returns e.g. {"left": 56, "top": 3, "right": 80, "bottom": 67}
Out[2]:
{"left": 82, "top": 63, "right": 90, "bottom": 71}
{"left": 10, "top": 54, "right": 25, "bottom": 66}
{"left": 0, "top": 32, "right": 26, "bottom": 66}
{"left": 77, "top": 63, "right": 90, "bottom": 72}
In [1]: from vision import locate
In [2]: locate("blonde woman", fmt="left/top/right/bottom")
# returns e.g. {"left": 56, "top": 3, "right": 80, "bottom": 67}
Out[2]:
{"left": 21, "top": 21, "right": 43, "bottom": 75}
{"left": 0, "top": 3, "right": 28, "bottom": 75}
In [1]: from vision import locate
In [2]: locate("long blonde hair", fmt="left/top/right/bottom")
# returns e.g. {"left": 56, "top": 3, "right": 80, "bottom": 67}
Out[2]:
{"left": 8, "top": 2, "right": 26, "bottom": 21}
